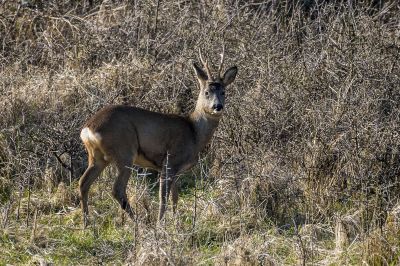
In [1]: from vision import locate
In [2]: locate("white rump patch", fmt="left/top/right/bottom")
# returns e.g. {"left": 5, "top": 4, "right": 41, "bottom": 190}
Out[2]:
{"left": 80, "top": 127, "right": 102, "bottom": 144}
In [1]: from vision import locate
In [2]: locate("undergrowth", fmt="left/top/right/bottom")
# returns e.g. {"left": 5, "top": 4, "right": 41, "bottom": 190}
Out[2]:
{"left": 1, "top": 0, "right": 400, "bottom": 265}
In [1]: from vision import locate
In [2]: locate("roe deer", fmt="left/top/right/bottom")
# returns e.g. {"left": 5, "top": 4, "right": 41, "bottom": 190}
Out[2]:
{"left": 78, "top": 49, "right": 238, "bottom": 226}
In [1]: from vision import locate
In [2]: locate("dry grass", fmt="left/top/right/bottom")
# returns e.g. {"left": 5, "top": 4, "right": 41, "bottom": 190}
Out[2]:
{"left": 1, "top": 0, "right": 400, "bottom": 264}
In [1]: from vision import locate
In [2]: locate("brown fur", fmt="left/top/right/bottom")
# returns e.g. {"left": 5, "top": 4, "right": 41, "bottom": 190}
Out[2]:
{"left": 78, "top": 57, "right": 238, "bottom": 226}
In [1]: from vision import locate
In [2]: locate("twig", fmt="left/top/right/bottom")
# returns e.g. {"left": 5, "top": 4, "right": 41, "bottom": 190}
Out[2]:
{"left": 30, "top": 208, "right": 39, "bottom": 243}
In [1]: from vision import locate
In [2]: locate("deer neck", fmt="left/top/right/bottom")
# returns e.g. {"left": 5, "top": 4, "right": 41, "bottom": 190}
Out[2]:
{"left": 189, "top": 108, "right": 220, "bottom": 153}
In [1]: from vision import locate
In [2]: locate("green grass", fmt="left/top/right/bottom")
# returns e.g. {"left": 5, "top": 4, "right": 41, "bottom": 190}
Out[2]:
{"left": 1, "top": 178, "right": 400, "bottom": 265}
{"left": 0, "top": 189, "right": 134, "bottom": 265}
{"left": 1, "top": 222, "right": 134, "bottom": 265}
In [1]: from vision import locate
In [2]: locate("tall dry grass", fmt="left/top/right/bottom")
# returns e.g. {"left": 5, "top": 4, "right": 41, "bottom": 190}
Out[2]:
{"left": 1, "top": 0, "right": 400, "bottom": 264}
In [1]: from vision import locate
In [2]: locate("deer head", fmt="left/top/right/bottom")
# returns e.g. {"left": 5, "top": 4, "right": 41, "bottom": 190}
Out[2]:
{"left": 192, "top": 47, "right": 238, "bottom": 118}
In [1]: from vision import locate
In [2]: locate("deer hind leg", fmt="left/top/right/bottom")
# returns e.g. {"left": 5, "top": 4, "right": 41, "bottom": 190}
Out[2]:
{"left": 112, "top": 157, "right": 135, "bottom": 220}
{"left": 79, "top": 149, "right": 107, "bottom": 228}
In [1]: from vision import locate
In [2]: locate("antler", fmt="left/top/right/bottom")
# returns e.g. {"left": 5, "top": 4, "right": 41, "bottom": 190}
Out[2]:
{"left": 198, "top": 48, "right": 213, "bottom": 79}
{"left": 217, "top": 43, "right": 225, "bottom": 77}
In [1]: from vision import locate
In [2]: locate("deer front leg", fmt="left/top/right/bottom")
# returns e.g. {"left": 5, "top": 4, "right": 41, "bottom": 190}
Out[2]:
{"left": 171, "top": 179, "right": 179, "bottom": 214}
{"left": 158, "top": 154, "right": 177, "bottom": 221}
{"left": 158, "top": 173, "right": 174, "bottom": 221}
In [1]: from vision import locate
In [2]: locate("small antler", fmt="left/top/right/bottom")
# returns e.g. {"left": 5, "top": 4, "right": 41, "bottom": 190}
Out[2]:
{"left": 198, "top": 48, "right": 213, "bottom": 79}
{"left": 217, "top": 43, "right": 225, "bottom": 77}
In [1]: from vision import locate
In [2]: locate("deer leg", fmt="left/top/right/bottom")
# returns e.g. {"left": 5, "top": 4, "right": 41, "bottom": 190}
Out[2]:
{"left": 158, "top": 173, "right": 174, "bottom": 221}
{"left": 158, "top": 166, "right": 175, "bottom": 221}
{"left": 79, "top": 157, "right": 106, "bottom": 228}
{"left": 171, "top": 179, "right": 179, "bottom": 214}
{"left": 112, "top": 163, "right": 135, "bottom": 220}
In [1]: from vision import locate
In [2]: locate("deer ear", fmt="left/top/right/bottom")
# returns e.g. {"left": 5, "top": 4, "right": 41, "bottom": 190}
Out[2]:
{"left": 193, "top": 62, "right": 208, "bottom": 84}
{"left": 222, "top": 66, "right": 238, "bottom": 86}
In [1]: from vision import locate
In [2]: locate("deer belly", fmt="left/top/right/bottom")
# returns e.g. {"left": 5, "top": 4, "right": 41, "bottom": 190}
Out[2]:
{"left": 133, "top": 154, "right": 160, "bottom": 170}
{"left": 178, "top": 160, "right": 197, "bottom": 174}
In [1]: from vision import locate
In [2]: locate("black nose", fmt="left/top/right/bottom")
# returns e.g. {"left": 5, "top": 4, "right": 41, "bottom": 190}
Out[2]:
{"left": 213, "top": 104, "right": 223, "bottom": 111}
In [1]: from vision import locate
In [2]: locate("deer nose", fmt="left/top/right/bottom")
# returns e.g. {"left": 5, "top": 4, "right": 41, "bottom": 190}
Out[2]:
{"left": 213, "top": 104, "right": 223, "bottom": 111}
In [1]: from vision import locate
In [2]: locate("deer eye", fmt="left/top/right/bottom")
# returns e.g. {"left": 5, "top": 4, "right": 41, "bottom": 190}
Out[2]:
{"left": 205, "top": 91, "right": 209, "bottom": 96}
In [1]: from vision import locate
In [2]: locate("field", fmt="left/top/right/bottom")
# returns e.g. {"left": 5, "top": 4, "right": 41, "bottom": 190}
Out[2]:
{"left": 1, "top": 0, "right": 400, "bottom": 265}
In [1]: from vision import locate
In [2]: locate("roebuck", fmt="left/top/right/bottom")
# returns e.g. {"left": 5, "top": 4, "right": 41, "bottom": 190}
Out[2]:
{"left": 79, "top": 49, "right": 237, "bottom": 226}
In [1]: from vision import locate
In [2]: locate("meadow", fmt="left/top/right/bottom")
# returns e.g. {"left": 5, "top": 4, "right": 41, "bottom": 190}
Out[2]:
{"left": 1, "top": 0, "right": 400, "bottom": 265}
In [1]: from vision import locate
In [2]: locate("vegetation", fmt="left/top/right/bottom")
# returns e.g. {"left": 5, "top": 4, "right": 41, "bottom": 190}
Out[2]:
{"left": 1, "top": 0, "right": 400, "bottom": 264}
